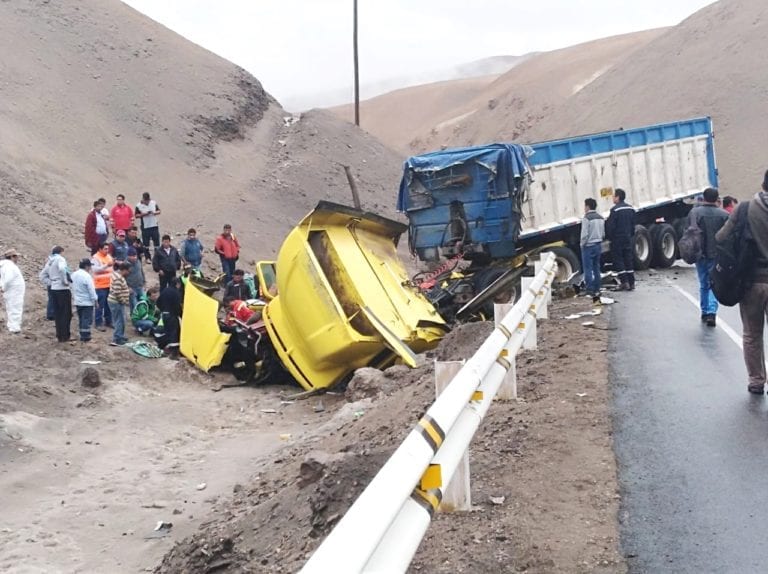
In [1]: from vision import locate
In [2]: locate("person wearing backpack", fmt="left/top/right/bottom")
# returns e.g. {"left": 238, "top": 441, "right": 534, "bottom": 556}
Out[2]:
{"left": 716, "top": 171, "right": 768, "bottom": 394}
{"left": 690, "top": 187, "right": 729, "bottom": 327}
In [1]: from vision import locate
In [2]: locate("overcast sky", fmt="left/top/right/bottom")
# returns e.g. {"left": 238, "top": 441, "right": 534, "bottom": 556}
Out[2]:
{"left": 122, "top": 0, "right": 715, "bottom": 109}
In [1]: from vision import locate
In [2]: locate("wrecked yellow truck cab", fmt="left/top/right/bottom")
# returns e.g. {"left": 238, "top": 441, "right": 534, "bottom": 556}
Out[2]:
{"left": 263, "top": 202, "right": 448, "bottom": 391}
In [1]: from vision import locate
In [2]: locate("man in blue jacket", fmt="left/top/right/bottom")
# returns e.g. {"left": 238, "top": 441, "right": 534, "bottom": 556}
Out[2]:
{"left": 691, "top": 187, "right": 729, "bottom": 327}
{"left": 606, "top": 188, "right": 636, "bottom": 291}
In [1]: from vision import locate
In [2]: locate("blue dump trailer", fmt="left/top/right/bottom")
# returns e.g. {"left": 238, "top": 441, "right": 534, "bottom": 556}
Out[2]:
{"left": 398, "top": 117, "right": 718, "bottom": 320}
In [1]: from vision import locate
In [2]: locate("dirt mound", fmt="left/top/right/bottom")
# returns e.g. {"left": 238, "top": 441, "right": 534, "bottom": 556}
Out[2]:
{"left": 156, "top": 299, "right": 621, "bottom": 573}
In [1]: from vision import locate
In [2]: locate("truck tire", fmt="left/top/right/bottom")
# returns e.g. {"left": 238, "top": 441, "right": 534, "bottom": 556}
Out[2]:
{"left": 472, "top": 267, "right": 520, "bottom": 318}
{"left": 549, "top": 246, "right": 581, "bottom": 283}
{"left": 651, "top": 223, "right": 677, "bottom": 268}
{"left": 633, "top": 225, "right": 653, "bottom": 270}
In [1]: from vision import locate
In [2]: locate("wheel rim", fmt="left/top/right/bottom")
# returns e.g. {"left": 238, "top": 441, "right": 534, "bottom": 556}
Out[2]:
{"left": 554, "top": 257, "right": 573, "bottom": 282}
{"left": 661, "top": 232, "right": 675, "bottom": 259}
{"left": 635, "top": 235, "right": 650, "bottom": 262}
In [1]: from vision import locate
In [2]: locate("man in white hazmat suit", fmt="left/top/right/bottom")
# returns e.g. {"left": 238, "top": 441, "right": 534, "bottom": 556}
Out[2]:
{"left": 0, "top": 249, "right": 25, "bottom": 333}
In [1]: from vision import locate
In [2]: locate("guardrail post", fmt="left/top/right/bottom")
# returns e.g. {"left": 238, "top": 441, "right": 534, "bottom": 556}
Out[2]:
{"left": 520, "top": 277, "right": 537, "bottom": 350}
{"left": 434, "top": 360, "right": 471, "bottom": 512}
{"left": 534, "top": 256, "right": 552, "bottom": 315}
{"left": 494, "top": 303, "right": 517, "bottom": 400}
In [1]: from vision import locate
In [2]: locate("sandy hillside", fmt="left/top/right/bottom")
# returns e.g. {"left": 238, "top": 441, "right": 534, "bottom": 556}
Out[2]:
{"left": 0, "top": 0, "right": 405, "bottom": 269}
{"left": 330, "top": 30, "right": 664, "bottom": 154}
{"left": 523, "top": 0, "right": 767, "bottom": 197}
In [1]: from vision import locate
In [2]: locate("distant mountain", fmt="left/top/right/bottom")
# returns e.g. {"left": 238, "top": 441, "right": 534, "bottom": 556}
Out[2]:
{"left": 329, "top": 30, "right": 664, "bottom": 154}
{"left": 283, "top": 54, "right": 532, "bottom": 111}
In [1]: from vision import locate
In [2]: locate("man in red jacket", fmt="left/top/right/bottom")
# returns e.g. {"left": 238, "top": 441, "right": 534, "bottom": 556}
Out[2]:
{"left": 214, "top": 224, "right": 240, "bottom": 283}
{"left": 110, "top": 194, "right": 134, "bottom": 234}
{"left": 84, "top": 200, "right": 108, "bottom": 255}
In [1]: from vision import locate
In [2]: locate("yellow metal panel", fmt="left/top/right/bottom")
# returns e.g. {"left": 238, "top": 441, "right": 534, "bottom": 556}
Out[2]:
{"left": 264, "top": 202, "right": 448, "bottom": 391}
{"left": 180, "top": 282, "right": 231, "bottom": 372}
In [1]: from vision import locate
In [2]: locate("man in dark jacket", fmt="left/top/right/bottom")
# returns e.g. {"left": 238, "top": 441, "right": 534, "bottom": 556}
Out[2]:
{"left": 154, "top": 277, "right": 183, "bottom": 359}
{"left": 224, "top": 269, "right": 254, "bottom": 300}
{"left": 716, "top": 171, "right": 768, "bottom": 394}
{"left": 152, "top": 234, "right": 182, "bottom": 291}
{"left": 690, "top": 187, "right": 729, "bottom": 327}
{"left": 605, "top": 188, "right": 636, "bottom": 291}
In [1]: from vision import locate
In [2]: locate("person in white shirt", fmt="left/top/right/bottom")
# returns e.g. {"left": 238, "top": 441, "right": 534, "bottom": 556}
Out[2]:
{"left": 0, "top": 249, "right": 25, "bottom": 333}
{"left": 135, "top": 192, "right": 161, "bottom": 252}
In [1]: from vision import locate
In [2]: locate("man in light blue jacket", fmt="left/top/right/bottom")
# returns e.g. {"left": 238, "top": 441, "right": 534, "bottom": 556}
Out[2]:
{"left": 72, "top": 259, "right": 98, "bottom": 342}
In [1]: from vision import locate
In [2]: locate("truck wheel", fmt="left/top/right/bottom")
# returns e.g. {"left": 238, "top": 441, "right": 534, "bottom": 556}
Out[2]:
{"left": 549, "top": 246, "right": 580, "bottom": 283}
{"left": 633, "top": 225, "right": 653, "bottom": 270}
{"left": 472, "top": 268, "right": 520, "bottom": 318}
{"left": 651, "top": 223, "right": 676, "bottom": 268}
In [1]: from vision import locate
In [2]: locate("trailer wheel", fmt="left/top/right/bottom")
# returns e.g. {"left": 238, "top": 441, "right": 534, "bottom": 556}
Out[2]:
{"left": 633, "top": 225, "right": 653, "bottom": 270}
{"left": 651, "top": 223, "right": 677, "bottom": 268}
{"left": 549, "top": 246, "right": 581, "bottom": 283}
{"left": 472, "top": 268, "right": 520, "bottom": 318}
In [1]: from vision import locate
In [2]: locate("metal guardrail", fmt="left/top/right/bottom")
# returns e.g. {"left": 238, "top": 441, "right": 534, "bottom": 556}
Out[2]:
{"left": 301, "top": 252, "right": 558, "bottom": 574}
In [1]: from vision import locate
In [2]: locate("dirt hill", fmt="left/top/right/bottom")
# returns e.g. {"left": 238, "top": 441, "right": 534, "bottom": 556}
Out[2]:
{"left": 0, "top": 0, "right": 405, "bottom": 269}
{"left": 330, "top": 30, "right": 664, "bottom": 154}
{"left": 525, "top": 0, "right": 767, "bottom": 197}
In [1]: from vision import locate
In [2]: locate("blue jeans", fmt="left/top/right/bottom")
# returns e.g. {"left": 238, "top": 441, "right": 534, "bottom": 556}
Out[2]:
{"left": 220, "top": 256, "right": 237, "bottom": 283}
{"left": 133, "top": 319, "right": 155, "bottom": 335}
{"left": 95, "top": 288, "right": 112, "bottom": 327}
{"left": 76, "top": 306, "right": 94, "bottom": 341}
{"left": 696, "top": 257, "right": 718, "bottom": 315}
{"left": 129, "top": 287, "right": 144, "bottom": 314}
{"left": 108, "top": 301, "right": 128, "bottom": 344}
{"left": 581, "top": 243, "right": 602, "bottom": 296}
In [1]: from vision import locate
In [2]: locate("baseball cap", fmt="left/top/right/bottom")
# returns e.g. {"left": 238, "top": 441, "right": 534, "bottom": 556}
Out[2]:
{"left": 116, "top": 229, "right": 126, "bottom": 237}
{"left": 127, "top": 248, "right": 137, "bottom": 256}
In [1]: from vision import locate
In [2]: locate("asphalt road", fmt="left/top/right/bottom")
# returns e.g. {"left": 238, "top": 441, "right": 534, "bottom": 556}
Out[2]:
{"left": 610, "top": 265, "right": 768, "bottom": 573}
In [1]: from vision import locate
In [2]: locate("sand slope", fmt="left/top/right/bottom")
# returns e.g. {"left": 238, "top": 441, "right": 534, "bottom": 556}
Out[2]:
{"left": 526, "top": 0, "right": 768, "bottom": 197}
{"left": 0, "top": 0, "right": 405, "bottom": 266}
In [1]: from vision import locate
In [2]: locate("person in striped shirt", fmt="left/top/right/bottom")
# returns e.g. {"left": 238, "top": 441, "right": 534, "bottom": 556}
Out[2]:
{"left": 107, "top": 262, "right": 132, "bottom": 346}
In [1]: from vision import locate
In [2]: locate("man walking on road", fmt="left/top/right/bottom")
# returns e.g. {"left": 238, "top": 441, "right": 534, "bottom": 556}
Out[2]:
{"left": 717, "top": 171, "right": 768, "bottom": 394}
{"left": 214, "top": 224, "right": 240, "bottom": 284}
{"left": 691, "top": 187, "right": 729, "bottom": 327}
{"left": 606, "top": 188, "right": 636, "bottom": 291}
{"left": 580, "top": 198, "right": 605, "bottom": 303}
{"left": 0, "top": 249, "right": 25, "bottom": 334}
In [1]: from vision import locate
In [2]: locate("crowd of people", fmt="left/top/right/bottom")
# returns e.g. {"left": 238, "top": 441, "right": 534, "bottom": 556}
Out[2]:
{"left": 0, "top": 193, "right": 252, "bottom": 359}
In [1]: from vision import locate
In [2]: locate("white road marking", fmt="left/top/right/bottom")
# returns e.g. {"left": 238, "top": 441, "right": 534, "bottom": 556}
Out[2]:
{"left": 667, "top": 280, "right": 744, "bottom": 348}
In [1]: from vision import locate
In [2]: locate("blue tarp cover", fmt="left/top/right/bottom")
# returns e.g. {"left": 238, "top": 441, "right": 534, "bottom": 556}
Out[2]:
{"left": 397, "top": 143, "right": 532, "bottom": 212}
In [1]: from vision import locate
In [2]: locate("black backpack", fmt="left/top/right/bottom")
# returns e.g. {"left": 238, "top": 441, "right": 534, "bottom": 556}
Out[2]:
{"left": 711, "top": 202, "right": 754, "bottom": 306}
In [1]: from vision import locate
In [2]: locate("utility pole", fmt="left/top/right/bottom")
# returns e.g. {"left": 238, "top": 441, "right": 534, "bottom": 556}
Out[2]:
{"left": 353, "top": 0, "right": 360, "bottom": 126}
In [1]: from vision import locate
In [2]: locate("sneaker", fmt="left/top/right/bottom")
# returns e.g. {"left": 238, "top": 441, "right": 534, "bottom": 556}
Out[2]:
{"left": 617, "top": 283, "right": 630, "bottom": 291}
{"left": 701, "top": 314, "right": 708, "bottom": 323}
{"left": 109, "top": 341, "right": 125, "bottom": 347}
{"left": 748, "top": 384, "right": 765, "bottom": 395}
{"left": 705, "top": 314, "right": 717, "bottom": 328}
{"left": 96, "top": 326, "right": 107, "bottom": 332}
